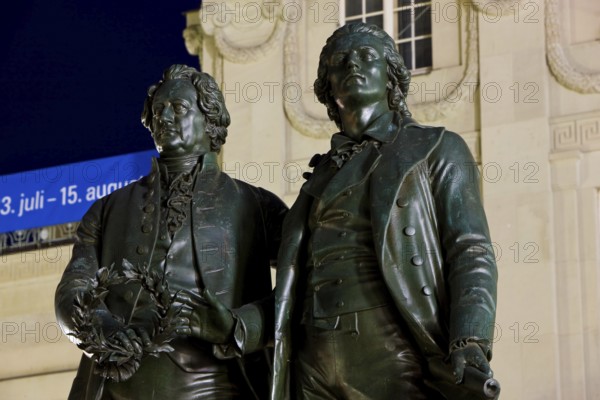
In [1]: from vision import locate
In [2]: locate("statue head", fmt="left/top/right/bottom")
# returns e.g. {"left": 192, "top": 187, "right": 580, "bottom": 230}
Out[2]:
{"left": 314, "top": 23, "right": 412, "bottom": 128}
{"left": 141, "top": 64, "right": 230, "bottom": 157}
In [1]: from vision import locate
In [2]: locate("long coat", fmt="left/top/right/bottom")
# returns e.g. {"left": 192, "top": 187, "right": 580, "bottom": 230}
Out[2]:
{"left": 55, "top": 152, "right": 288, "bottom": 400}
{"left": 271, "top": 112, "right": 498, "bottom": 399}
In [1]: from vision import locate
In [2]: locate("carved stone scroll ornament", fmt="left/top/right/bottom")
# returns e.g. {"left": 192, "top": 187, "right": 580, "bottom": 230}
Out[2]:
{"left": 473, "top": 0, "right": 600, "bottom": 93}
{"left": 283, "top": 0, "right": 481, "bottom": 138}
{"left": 198, "top": 0, "right": 288, "bottom": 64}
{"left": 544, "top": 0, "right": 600, "bottom": 94}
{"left": 283, "top": 14, "right": 337, "bottom": 139}
{"left": 193, "top": 0, "right": 599, "bottom": 140}
{"left": 183, "top": 25, "right": 203, "bottom": 61}
{"left": 470, "top": 0, "right": 524, "bottom": 14}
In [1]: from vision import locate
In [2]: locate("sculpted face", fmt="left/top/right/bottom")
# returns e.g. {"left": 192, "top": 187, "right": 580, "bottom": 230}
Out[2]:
{"left": 327, "top": 33, "right": 389, "bottom": 110}
{"left": 151, "top": 79, "right": 209, "bottom": 158}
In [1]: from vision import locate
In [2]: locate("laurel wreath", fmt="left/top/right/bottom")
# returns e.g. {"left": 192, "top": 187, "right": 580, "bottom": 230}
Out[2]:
{"left": 70, "top": 259, "right": 182, "bottom": 382}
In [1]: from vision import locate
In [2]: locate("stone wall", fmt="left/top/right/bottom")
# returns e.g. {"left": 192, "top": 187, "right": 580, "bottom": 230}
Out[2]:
{"left": 2, "top": 0, "right": 599, "bottom": 398}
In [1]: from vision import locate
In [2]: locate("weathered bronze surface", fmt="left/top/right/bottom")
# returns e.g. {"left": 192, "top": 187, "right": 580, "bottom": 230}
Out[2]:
{"left": 55, "top": 64, "right": 287, "bottom": 399}
{"left": 271, "top": 23, "right": 499, "bottom": 400}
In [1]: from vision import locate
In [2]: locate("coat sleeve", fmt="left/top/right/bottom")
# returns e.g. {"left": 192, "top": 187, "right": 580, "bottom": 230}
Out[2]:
{"left": 428, "top": 131, "right": 498, "bottom": 360}
{"left": 55, "top": 197, "right": 120, "bottom": 342}
{"left": 257, "top": 187, "right": 289, "bottom": 266}
{"left": 215, "top": 188, "right": 288, "bottom": 358}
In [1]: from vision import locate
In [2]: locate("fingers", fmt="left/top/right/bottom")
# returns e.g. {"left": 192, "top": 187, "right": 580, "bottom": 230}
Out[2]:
{"left": 133, "top": 327, "right": 152, "bottom": 348}
{"left": 202, "top": 288, "right": 226, "bottom": 311}
{"left": 452, "top": 343, "right": 493, "bottom": 384}
{"left": 169, "top": 308, "right": 195, "bottom": 336}
{"left": 113, "top": 329, "right": 142, "bottom": 355}
{"left": 474, "top": 358, "right": 493, "bottom": 378}
{"left": 451, "top": 350, "right": 466, "bottom": 384}
{"left": 202, "top": 288, "right": 217, "bottom": 304}
{"left": 464, "top": 343, "right": 491, "bottom": 374}
{"left": 172, "top": 315, "right": 193, "bottom": 336}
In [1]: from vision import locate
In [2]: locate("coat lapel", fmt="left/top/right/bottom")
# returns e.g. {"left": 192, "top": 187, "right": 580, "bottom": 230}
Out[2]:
{"left": 370, "top": 122, "right": 445, "bottom": 262}
{"left": 300, "top": 155, "right": 336, "bottom": 200}
{"left": 316, "top": 143, "right": 381, "bottom": 212}
{"left": 189, "top": 153, "right": 236, "bottom": 304}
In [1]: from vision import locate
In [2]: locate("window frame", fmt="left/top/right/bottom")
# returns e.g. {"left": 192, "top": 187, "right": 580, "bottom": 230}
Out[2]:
{"left": 339, "top": 0, "right": 433, "bottom": 75}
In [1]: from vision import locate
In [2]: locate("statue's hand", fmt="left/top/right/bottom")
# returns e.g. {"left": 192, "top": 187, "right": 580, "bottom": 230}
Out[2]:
{"left": 96, "top": 327, "right": 152, "bottom": 382}
{"left": 107, "top": 327, "right": 152, "bottom": 356}
{"left": 450, "top": 342, "right": 493, "bottom": 384}
{"left": 173, "top": 289, "right": 235, "bottom": 344}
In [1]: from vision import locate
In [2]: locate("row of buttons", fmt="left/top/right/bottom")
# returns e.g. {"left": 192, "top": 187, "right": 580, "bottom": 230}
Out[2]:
{"left": 397, "top": 196, "right": 427, "bottom": 295}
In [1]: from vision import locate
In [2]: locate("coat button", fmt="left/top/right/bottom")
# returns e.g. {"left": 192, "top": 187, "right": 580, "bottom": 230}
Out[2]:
{"left": 404, "top": 226, "right": 416, "bottom": 236}
{"left": 344, "top": 190, "right": 352, "bottom": 196}
{"left": 339, "top": 231, "right": 347, "bottom": 237}
{"left": 421, "top": 286, "right": 432, "bottom": 296}
{"left": 136, "top": 245, "right": 147, "bottom": 255}
{"left": 411, "top": 255, "right": 423, "bottom": 266}
{"left": 314, "top": 285, "right": 321, "bottom": 292}
{"left": 144, "top": 203, "right": 155, "bottom": 213}
{"left": 396, "top": 198, "right": 409, "bottom": 207}
{"left": 337, "top": 301, "right": 344, "bottom": 308}
{"left": 336, "top": 279, "right": 343, "bottom": 285}
{"left": 142, "top": 223, "right": 153, "bottom": 233}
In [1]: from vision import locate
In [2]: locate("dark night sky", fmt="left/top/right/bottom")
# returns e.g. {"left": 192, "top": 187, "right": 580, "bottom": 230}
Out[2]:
{"left": 1, "top": 0, "right": 200, "bottom": 175}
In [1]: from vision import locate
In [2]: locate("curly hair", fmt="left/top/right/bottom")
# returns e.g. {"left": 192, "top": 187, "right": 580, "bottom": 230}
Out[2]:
{"left": 314, "top": 23, "right": 412, "bottom": 128}
{"left": 141, "top": 64, "right": 230, "bottom": 152}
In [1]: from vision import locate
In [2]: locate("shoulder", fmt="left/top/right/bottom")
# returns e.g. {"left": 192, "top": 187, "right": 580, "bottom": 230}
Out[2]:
{"left": 99, "top": 176, "right": 146, "bottom": 205}
{"left": 83, "top": 176, "right": 146, "bottom": 218}
{"left": 402, "top": 120, "right": 446, "bottom": 143}
{"left": 428, "top": 129, "right": 475, "bottom": 163}
{"left": 229, "top": 177, "right": 287, "bottom": 209}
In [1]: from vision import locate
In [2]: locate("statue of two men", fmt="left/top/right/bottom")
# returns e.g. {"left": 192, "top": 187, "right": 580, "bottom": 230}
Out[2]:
{"left": 56, "top": 22, "right": 497, "bottom": 400}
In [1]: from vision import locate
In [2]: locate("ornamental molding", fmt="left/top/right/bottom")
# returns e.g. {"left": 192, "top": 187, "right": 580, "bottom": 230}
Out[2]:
{"left": 198, "top": 0, "right": 287, "bottom": 64}
{"left": 545, "top": 0, "right": 600, "bottom": 94}
{"left": 192, "top": 0, "right": 600, "bottom": 140}
{"left": 470, "top": 0, "right": 524, "bottom": 14}
{"left": 183, "top": 25, "right": 203, "bottom": 57}
{"left": 550, "top": 111, "right": 600, "bottom": 153}
{"left": 283, "top": 1, "right": 481, "bottom": 138}
{"left": 283, "top": 11, "right": 337, "bottom": 139}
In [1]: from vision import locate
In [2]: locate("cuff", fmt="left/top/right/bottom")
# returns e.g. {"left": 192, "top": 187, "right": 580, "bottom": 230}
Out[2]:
{"left": 449, "top": 337, "right": 493, "bottom": 360}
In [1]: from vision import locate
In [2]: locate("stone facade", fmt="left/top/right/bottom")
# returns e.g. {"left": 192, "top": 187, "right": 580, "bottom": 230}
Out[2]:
{"left": 2, "top": 1, "right": 599, "bottom": 398}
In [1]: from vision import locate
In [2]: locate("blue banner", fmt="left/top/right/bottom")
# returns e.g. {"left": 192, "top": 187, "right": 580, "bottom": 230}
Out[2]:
{"left": 0, "top": 150, "right": 157, "bottom": 233}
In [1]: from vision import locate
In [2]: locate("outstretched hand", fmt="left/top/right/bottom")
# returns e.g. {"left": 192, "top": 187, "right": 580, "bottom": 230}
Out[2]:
{"left": 450, "top": 342, "right": 493, "bottom": 384}
{"left": 173, "top": 288, "right": 235, "bottom": 344}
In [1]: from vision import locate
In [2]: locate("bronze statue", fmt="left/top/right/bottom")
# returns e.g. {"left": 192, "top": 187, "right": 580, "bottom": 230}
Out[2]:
{"left": 271, "top": 23, "right": 499, "bottom": 399}
{"left": 55, "top": 64, "right": 287, "bottom": 399}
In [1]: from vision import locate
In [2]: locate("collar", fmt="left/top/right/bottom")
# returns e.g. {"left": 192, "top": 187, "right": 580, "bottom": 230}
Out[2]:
{"left": 151, "top": 152, "right": 220, "bottom": 178}
{"left": 158, "top": 154, "right": 201, "bottom": 176}
{"left": 331, "top": 110, "right": 402, "bottom": 150}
